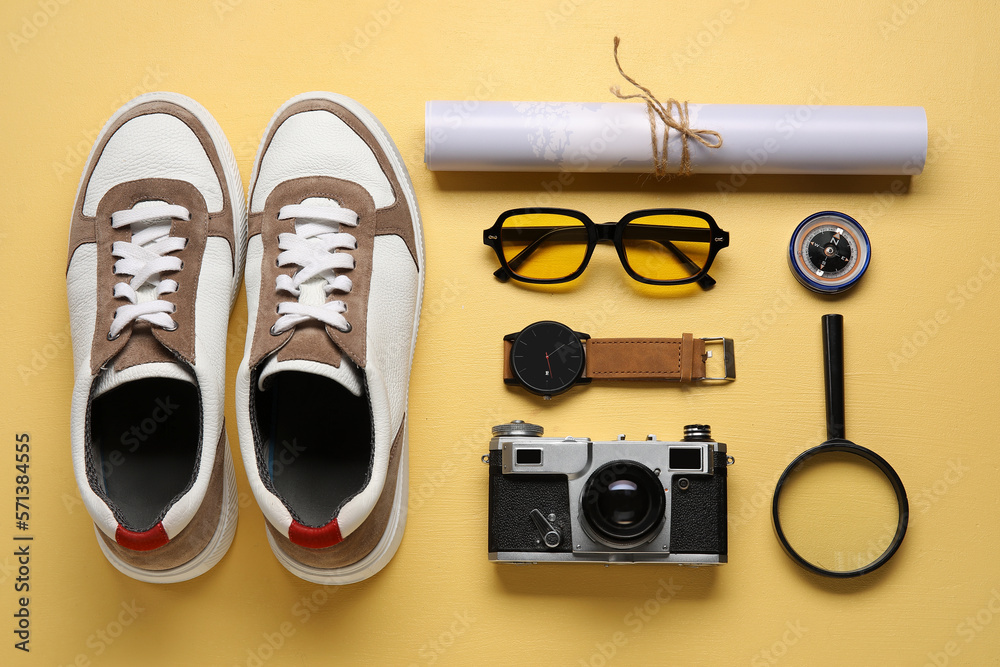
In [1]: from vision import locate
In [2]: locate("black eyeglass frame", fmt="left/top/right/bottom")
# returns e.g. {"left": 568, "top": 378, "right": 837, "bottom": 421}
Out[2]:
{"left": 483, "top": 207, "right": 730, "bottom": 288}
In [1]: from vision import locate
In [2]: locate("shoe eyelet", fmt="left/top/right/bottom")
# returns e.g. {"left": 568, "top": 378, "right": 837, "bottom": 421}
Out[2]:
{"left": 339, "top": 322, "right": 353, "bottom": 334}
{"left": 269, "top": 325, "right": 280, "bottom": 336}
{"left": 164, "top": 322, "right": 179, "bottom": 332}
{"left": 179, "top": 260, "right": 185, "bottom": 270}
{"left": 107, "top": 331, "right": 120, "bottom": 341}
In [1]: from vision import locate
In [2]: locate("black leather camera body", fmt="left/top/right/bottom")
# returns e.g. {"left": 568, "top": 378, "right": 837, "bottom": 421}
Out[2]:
{"left": 487, "top": 421, "right": 732, "bottom": 564}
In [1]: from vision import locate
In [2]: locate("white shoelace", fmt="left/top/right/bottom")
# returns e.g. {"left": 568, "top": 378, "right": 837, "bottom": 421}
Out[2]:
{"left": 271, "top": 203, "right": 359, "bottom": 335}
{"left": 107, "top": 204, "right": 189, "bottom": 340}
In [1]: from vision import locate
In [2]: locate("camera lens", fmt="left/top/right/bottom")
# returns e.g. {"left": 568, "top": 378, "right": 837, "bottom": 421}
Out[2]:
{"left": 581, "top": 461, "right": 666, "bottom": 549}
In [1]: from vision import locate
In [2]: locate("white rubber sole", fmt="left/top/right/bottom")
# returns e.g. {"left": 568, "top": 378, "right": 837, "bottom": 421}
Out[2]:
{"left": 95, "top": 441, "right": 239, "bottom": 584}
{"left": 247, "top": 92, "right": 425, "bottom": 584}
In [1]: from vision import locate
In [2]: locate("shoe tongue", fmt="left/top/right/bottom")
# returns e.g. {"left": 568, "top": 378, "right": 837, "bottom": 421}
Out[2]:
{"left": 257, "top": 354, "right": 364, "bottom": 396}
{"left": 93, "top": 360, "right": 196, "bottom": 398}
{"left": 257, "top": 196, "right": 364, "bottom": 397}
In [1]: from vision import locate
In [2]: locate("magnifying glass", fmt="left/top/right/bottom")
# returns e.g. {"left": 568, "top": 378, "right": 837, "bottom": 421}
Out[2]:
{"left": 771, "top": 314, "right": 909, "bottom": 578}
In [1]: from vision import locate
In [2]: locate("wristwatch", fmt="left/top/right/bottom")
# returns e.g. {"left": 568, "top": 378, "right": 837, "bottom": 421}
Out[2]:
{"left": 503, "top": 320, "right": 735, "bottom": 398}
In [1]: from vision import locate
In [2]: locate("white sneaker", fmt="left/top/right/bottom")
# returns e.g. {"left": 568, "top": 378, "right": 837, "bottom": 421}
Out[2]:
{"left": 236, "top": 92, "right": 424, "bottom": 584}
{"left": 67, "top": 92, "right": 246, "bottom": 582}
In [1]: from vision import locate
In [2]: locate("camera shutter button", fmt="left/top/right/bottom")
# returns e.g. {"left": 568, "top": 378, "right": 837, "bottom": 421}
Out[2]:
{"left": 492, "top": 420, "right": 544, "bottom": 437}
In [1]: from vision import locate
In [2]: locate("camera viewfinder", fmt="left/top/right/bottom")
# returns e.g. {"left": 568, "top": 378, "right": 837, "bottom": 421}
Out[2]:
{"left": 515, "top": 448, "right": 543, "bottom": 465}
{"left": 669, "top": 447, "right": 702, "bottom": 470}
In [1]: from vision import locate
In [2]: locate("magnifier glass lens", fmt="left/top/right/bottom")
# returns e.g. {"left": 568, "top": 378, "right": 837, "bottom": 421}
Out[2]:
{"left": 776, "top": 452, "right": 901, "bottom": 573}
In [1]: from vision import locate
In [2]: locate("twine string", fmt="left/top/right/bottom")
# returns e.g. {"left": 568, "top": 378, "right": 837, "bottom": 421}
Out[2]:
{"left": 610, "top": 36, "right": 723, "bottom": 178}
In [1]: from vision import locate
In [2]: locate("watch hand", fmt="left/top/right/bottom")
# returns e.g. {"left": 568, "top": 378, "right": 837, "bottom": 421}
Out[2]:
{"left": 545, "top": 352, "right": 553, "bottom": 379}
{"left": 549, "top": 342, "right": 569, "bottom": 356}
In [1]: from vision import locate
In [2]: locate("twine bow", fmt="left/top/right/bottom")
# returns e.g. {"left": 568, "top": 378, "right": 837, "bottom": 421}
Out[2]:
{"left": 611, "top": 36, "right": 723, "bottom": 178}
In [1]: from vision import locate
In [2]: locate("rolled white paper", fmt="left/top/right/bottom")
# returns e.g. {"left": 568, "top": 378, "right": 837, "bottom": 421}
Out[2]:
{"left": 424, "top": 101, "right": 927, "bottom": 175}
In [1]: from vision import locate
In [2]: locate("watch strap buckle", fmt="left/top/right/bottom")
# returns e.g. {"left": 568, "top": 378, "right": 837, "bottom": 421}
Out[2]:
{"left": 700, "top": 337, "right": 736, "bottom": 381}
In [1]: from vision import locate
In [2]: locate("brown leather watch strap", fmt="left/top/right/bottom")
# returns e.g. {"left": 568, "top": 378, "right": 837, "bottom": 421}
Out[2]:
{"left": 503, "top": 338, "right": 514, "bottom": 380}
{"left": 583, "top": 333, "right": 706, "bottom": 380}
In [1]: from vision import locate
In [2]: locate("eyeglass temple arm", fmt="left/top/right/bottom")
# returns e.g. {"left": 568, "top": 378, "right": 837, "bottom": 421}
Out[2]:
{"left": 493, "top": 227, "right": 581, "bottom": 281}
{"left": 628, "top": 225, "right": 715, "bottom": 290}
{"left": 656, "top": 238, "right": 716, "bottom": 290}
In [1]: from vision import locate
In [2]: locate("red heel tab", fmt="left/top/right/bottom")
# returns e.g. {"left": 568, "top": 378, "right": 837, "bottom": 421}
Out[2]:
{"left": 288, "top": 519, "right": 342, "bottom": 549}
{"left": 115, "top": 523, "right": 169, "bottom": 551}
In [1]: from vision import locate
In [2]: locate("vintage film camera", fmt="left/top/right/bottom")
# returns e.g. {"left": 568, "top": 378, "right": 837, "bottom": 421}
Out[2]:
{"left": 487, "top": 421, "right": 733, "bottom": 564}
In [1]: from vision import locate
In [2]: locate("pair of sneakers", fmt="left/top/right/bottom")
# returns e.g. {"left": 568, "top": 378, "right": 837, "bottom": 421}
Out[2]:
{"left": 66, "top": 91, "right": 424, "bottom": 584}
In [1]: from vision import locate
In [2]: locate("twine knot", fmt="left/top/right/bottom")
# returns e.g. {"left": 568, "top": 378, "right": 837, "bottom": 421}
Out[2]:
{"left": 611, "top": 36, "right": 723, "bottom": 178}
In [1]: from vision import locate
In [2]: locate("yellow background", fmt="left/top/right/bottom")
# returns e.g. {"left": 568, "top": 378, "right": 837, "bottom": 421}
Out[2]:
{"left": 2, "top": 0, "right": 998, "bottom": 664}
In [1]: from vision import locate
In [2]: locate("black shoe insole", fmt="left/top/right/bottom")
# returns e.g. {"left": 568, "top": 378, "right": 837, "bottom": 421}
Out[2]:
{"left": 90, "top": 377, "right": 200, "bottom": 532}
{"left": 256, "top": 371, "right": 372, "bottom": 527}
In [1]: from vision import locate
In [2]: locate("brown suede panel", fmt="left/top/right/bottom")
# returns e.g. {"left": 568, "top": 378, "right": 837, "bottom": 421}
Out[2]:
{"left": 583, "top": 336, "right": 707, "bottom": 380}
{"left": 248, "top": 198, "right": 296, "bottom": 369}
{"left": 268, "top": 419, "right": 404, "bottom": 569}
{"left": 249, "top": 211, "right": 264, "bottom": 238}
{"left": 371, "top": 196, "right": 419, "bottom": 269}
{"left": 248, "top": 177, "right": 376, "bottom": 371}
{"left": 114, "top": 324, "right": 175, "bottom": 371}
{"left": 98, "top": 428, "right": 227, "bottom": 571}
{"left": 247, "top": 97, "right": 419, "bottom": 270}
{"left": 276, "top": 321, "right": 341, "bottom": 369}
{"left": 67, "top": 99, "right": 235, "bottom": 267}
{"left": 90, "top": 179, "right": 208, "bottom": 373}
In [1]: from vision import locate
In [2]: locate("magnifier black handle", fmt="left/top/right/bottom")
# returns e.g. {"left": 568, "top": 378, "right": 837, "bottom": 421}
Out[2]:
{"left": 822, "top": 314, "right": 846, "bottom": 440}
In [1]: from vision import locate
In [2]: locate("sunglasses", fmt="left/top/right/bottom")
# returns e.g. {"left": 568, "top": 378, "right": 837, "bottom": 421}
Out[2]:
{"left": 483, "top": 208, "right": 729, "bottom": 288}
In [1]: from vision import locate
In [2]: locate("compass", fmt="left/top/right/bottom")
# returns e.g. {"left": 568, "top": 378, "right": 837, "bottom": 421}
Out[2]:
{"left": 788, "top": 211, "right": 871, "bottom": 294}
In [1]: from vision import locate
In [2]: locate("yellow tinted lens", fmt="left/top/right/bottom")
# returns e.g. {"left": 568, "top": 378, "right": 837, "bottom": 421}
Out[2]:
{"left": 500, "top": 213, "right": 588, "bottom": 280}
{"left": 622, "top": 214, "right": 712, "bottom": 282}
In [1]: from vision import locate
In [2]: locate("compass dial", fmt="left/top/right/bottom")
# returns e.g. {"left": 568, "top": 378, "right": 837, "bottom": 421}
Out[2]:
{"left": 789, "top": 212, "right": 870, "bottom": 294}
{"left": 804, "top": 226, "right": 857, "bottom": 278}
